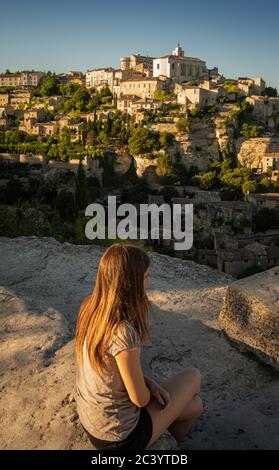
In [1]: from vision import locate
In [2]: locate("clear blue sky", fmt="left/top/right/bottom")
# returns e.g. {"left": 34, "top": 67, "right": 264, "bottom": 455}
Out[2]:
{"left": 1, "top": 0, "right": 278, "bottom": 89}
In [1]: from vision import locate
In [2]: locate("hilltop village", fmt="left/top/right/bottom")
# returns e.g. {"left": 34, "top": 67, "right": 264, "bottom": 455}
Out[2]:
{"left": 0, "top": 44, "right": 279, "bottom": 277}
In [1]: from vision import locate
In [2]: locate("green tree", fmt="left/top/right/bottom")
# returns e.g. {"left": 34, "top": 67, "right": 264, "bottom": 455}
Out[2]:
{"left": 188, "top": 107, "right": 202, "bottom": 118}
{"left": 159, "top": 131, "right": 173, "bottom": 147}
{"left": 265, "top": 86, "right": 277, "bottom": 97}
{"left": 121, "top": 180, "right": 149, "bottom": 204}
{"left": 86, "top": 176, "right": 100, "bottom": 202}
{"left": 176, "top": 117, "right": 189, "bottom": 132}
{"left": 223, "top": 80, "right": 238, "bottom": 95}
{"left": 55, "top": 190, "right": 76, "bottom": 221}
{"left": 128, "top": 127, "right": 154, "bottom": 155}
{"left": 220, "top": 167, "right": 252, "bottom": 191}
{"left": 76, "top": 161, "right": 89, "bottom": 209}
{"left": 193, "top": 171, "right": 218, "bottom": 190}
{"left": 60, "top": 82, "right": 81, "bottom": 96}
{"left": 260, "top": 176, "right": 272, "bottom": 191}
{"left": 242, "top": 179, "right": 258, "bottom": 194}
{"left": 241, "top": 123, "right": 260, "bottom": 138}
{"left": 39, "top": 75, "right": 60, "bottom": 96}
{"left": 157, "top": 154, "right": 174, "bottom": 176}
{"left": 153, "top": 90, "right": 174, "bottom": 101}
{"left": 159, "top": 186, "right": 179, "bottom": 203}
{"left": 5, "top": 180, "right": 23, "bottom": 205}
{"left": 99, "top": 86, "right": 113, "bottom": 98}
{"left": 253, "top": 208, "right": 279, "bottom": 232}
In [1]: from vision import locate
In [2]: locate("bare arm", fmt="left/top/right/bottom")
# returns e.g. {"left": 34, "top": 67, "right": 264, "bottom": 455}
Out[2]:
{"left": 115, "top": 349, "right": 151, "bottom": 407}
{"left": 144, "top": 375, "right": 171, "bottom": 410}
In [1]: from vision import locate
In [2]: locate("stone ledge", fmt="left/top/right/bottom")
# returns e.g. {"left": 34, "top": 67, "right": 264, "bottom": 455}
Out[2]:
{"left": 219, "top": 266, "right": 279, "bottom": 371}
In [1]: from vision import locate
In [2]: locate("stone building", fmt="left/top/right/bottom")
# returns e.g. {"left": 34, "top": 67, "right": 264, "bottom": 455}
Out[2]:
{"left": 120, "top": 77, "right": 169, "bottom": 100}
{"left": 0, "top": 71, "right": 44, "bottom": 87}
{"left": 246, "top": 95, "right": 279, "bottom": 129}
{"left": 117, "top": 95, "right": 162, "bottom": 115}
{"left": 23, "top": 108, "right": 46, "bottom": 122}
{"left": 85, "top": 67, "right": 144, "bottom": 95}
{"left": 28, "top": 122, "right": 59, "bottom": 137}
{"left": 0, "top": 94, "right": 9, "bottom": 106}
{"left": 66, "top": 71, "right": 86, "bottom": 87}
{"left": 120, "top": 54, "right": 154, "bottom": 77}
{"left": 0, "top": 88, "right": 32, "bottom": 109}
{"left": 261, "top": 155, "right": 279, "bottom": 173}
{"left": 271, "top": 170, "right": 279, "bottom": 182}
{"left": 57, "top": 117, "right": 84, "bottom": 141}
{"left": 237, "top": 76, "right": 266, "bottom": 97}
{"left": 175, "top": 83, "right": 218, "bottom": 109}
{"left": 85, "top": 68, "right": 116, "bottom": 89}
{"left": 217, "top": 241, "right": 279, "bottom": 277}
{"left": 194, "top": 190, "right": 221, "bottom": 203}
{"left": 245, "top": 193, "right": 279, "bottom": 212}
{"left": 0, "top": 153, "right": 20, "bottom": 164}
{"left": 9, "top": 89, "right": 31, "bottom": 108}
{"left": 153, "top": 44, "right": 208, "bottom": 84}
{"left": 0, "top": 106, "right": 15, "bottom": 129}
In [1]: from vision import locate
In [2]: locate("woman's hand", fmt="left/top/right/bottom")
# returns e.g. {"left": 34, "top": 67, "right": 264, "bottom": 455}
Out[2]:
{"left": 145, "top": 377, "right": 171, "bottom": 412}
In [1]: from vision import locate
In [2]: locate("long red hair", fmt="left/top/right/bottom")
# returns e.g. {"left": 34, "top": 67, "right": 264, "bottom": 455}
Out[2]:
{"left": 75, "top": 242, "right": 151, "bottom": 375}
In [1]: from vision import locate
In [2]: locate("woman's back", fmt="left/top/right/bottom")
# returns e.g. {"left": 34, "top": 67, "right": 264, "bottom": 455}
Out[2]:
{"left": 75, "top": 319, "right": 142, "bottom": 441}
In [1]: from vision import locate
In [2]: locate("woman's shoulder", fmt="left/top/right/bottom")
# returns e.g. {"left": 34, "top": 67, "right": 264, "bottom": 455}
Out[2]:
{"left": 108, "top": 320, "right": 141, "bottom": 357}
{"left": 119, "top": 319, "right": 141, "bottom": 341}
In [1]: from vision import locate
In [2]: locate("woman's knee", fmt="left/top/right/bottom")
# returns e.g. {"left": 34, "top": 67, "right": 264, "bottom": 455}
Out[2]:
{"left": 182, "top": 367, "right": 202, "bottom": 387}
{"left": 182, "top": 394, "right": 203, "bottom": 423}
{"left": 192, "top": 394, "right": 203, "bottom": 418}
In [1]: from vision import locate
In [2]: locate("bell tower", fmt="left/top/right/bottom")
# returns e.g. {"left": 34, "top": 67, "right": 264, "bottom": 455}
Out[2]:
{"left": 172, "top": 42, "right": 185, "bottom": 57}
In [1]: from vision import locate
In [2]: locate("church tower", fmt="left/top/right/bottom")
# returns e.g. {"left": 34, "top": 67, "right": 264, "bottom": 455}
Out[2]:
{"left": 172, "top": 43, "right": 185, "bottom": 57}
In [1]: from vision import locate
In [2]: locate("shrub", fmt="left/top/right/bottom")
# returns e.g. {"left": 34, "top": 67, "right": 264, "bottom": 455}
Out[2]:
{"left": 176, "top": 117, "right": 189, "bottom": 132}
{"left": 156, "top": 154, "right": 174, "bottom": 176}
{"left": 128, "top": 127, "right": 154, "bottom": 155}
{"left": 240, "top": 123, "right": 260, "bottom": 138}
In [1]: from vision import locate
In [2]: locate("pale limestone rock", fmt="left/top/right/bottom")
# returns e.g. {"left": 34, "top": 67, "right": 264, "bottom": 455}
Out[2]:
{"left": 237, "top": 137, "right": 271, "bottom": 168}
{"left": 133, "top": 155, "right": 158, "bottom": 177}
{"left": 220, "top": 266, "right": 279, "bottom": 370}
{"left": 113, "top": 150, "right": 133, "bottom": 175}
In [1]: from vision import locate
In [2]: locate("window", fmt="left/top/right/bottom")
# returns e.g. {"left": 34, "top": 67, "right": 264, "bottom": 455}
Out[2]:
{"left": 157, "top": 64, "right": 160, "bottom": 70}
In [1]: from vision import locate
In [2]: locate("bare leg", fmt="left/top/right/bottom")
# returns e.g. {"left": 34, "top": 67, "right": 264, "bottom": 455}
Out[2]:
{"left": 145, "top": 368, "right": 203, "bottom": 448}
{"left": 168, "top": 394, "right": 203, "bottom": 443}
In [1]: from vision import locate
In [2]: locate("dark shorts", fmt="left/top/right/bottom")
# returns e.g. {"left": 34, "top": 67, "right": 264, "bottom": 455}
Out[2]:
{"left": 82, "top": 407, "right": 153, "bottom": 450}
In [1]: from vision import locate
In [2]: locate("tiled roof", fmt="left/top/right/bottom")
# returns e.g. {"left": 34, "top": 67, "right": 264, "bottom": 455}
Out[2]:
{"left": 119, "top": 94, "right": 141, "bottom": 101}
{"left": 122, "top": 77, "right": 160, "bottom": 82}
{"left": 86, "top": 67, "right": 115, "bottom": 73}
{"left": 158, "top": 55, "right": 205, "bottom": 62}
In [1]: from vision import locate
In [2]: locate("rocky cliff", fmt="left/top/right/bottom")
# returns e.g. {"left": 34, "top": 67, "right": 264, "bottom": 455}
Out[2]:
{"left": 0, "top": 237, "right": 278, "bottom": 450}
{"left": 237, "top": 137, "right": 276, "bottom": 168}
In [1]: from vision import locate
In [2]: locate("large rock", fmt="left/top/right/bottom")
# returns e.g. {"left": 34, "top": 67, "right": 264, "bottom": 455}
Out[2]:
{"left": 1, "top": 237, "right": 279, "bottom": 450}
{"left": 237, "top": 137, "right": 272, "bottom": 168}
{"left": 113, "top": 150, "right": 133, "bottom": 175}
{"left": 220, "top": 267, "right": 279, "bottom": 371}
